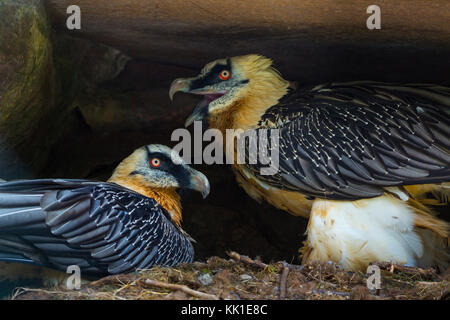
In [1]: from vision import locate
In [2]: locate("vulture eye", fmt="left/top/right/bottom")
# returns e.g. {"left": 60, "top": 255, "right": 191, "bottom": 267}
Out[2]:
{"left": 219, "top": 70, "right": 231, "bottom": 80}
{"left": 150, "top": 158, "right": 161, "bottom": 167}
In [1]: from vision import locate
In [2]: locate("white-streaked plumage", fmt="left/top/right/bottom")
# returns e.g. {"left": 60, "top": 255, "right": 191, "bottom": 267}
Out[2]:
{"left": 170, "top": 54, "right": 450, "bottom": 271}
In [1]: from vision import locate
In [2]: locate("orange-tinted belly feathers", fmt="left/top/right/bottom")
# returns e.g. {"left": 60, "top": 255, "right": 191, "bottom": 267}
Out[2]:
{"left": 233, "top": 165, "right": 313, "bottom": 218}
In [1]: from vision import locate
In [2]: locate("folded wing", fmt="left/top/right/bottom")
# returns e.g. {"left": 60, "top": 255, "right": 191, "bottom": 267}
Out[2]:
{"left": 0, "top": 179, "right": 194, "bottom": 275}
{"left": 245, "top": 82, "right": 450, "bottom": 200}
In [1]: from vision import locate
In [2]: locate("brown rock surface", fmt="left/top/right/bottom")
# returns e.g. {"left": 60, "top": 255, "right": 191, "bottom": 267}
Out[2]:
{"left": 0, "top": 0, "right": 58, "bottom": 178}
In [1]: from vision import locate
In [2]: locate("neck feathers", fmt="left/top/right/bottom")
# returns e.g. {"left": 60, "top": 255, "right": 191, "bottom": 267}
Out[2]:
{"left": 108, "top": 154, "right": 183, "bottom": 226}
{"left": 210, "top": 58, "right": 289, "bottom": 131}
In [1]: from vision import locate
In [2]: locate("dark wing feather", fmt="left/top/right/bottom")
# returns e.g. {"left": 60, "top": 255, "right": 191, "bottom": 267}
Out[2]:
{"left": 0, "top": 179, "right": 194, "bottom": 275}
{"left": 244, "top": 81, "right": 450, "bottom": 200}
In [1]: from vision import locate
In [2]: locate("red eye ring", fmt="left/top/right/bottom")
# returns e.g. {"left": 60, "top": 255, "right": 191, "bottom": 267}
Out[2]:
{"left": 219, "top": 70, "right": 231, "bottom": 80}
{"left": 150, "top": 158, "right": 161, "bottom": 167}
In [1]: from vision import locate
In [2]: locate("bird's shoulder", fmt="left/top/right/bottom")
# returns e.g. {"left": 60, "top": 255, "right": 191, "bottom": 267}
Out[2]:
{"left": 42, "top": 180, "right": 174, "bottom": 224}
{"left": 259, "top": 81, "right": 450, "bottom": 128}
{"left": 244, "top": 81, "right": 450, "bottom": 200}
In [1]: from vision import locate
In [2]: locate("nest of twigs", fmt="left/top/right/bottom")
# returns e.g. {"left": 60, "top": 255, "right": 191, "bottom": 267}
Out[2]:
{"left": 10, "top": 252, "right": 450, "bottom": 300}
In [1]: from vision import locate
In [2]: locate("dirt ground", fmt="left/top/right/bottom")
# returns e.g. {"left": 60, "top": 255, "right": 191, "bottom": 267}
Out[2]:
{"left": 9, "top": 252, "right": 450, "bottom": 300}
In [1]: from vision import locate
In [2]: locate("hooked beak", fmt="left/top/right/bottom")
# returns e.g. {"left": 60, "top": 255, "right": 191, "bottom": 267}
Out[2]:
{"left": 169, "top": 78, "right": 191, "bottom": 101}
{"left": 169, "top": 77, "right": 204, "bottom": 127}
{"left": 170, "top": 77, "right": 228, "bottom": 128}
{"left": 188, "top": 168, "right": 210, "bottom": 199}
{"left": 184, "top": 98, "right": 208, "bottom": 128}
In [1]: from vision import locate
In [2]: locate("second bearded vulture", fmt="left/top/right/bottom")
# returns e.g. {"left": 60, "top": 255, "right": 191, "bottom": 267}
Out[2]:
{"left": 170, "top": 54, "right": 449, "bottom": 271}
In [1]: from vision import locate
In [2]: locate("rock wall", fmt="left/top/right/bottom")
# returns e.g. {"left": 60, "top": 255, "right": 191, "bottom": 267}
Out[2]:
{"left": 0, "top": 0, "right": 58, "bottom": 178}
{"left": 0, "top": 0, "right": 132, "bottom": 179}
{"left": 45, "top": 0, "right": 450, "bottom": 84}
